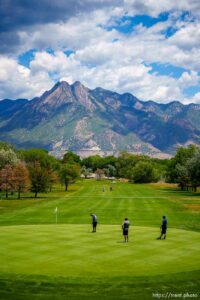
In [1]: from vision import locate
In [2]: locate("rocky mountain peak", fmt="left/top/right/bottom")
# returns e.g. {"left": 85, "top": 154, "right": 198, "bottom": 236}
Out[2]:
{"left": 72, "top": 81, "right": 89, "bottom": 95}
{"left": 33, "top": 81, "right": 74, "bottom": 112}
{"left": 72, "top": 80, "right": 84, "bottom": 87}
{"left": 71, "top": 81, "right": 95, "bottom": 111}
{"left": 0, "top": 80, "right": 200, "bottom": 158}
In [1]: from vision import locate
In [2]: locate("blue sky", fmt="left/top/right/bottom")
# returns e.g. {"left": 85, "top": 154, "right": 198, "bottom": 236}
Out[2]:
{"left": 0, "top": 0, "right": 200, "bottom": 103}
{"left": 105, "top": 13, "right": 170, "bottom": 33}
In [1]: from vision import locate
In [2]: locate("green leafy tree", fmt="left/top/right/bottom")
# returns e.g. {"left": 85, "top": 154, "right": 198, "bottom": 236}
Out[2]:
{"left": 29, "top": 161, "right": 49, "bottom": 198}
{"left": 166, "top": 145, "right": 198, "bottom": 183}
{"left": 98, "top": 156, "right": 117, "bottom": 169}
{"left": 81, "top": 155, "right": 103, "bottom": 172}
{"left": 116, "top": 151, "right": 149, "bottom": 179}
{"left": 116, "top": 152, "right": 137, "bottom": 178}
{"left": 104, "top": 164, "right": 116, "bottom": 177}
{"left": 132, "top": 161, "right": 159, "bottom": 183}
{"left": 81, "top": 166, "right": 92, "bottom": 179}
{"left": 175, "top": 164, "right": 190, "bottom": 191}
{"left": 60, "top": 163, "right": 80, "bottom": 191}
{"left": 21, "top": 148, "right": 59, "bottom": 170}
{"left": 62, "top": 151, "right": 81, "bottom": 164}
{"left": 187, "top": 152, "right": 200, "bottom": 192}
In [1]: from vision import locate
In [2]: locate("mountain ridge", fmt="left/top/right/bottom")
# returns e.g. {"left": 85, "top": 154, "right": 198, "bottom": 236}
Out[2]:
{"left": 0, "top": 81, "right": 199, "bottom": 158}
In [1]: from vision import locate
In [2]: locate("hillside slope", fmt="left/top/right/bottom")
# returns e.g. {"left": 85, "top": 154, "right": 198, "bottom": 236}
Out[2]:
{"left": 0, "top": 81, "right": 199, "bottom": 157}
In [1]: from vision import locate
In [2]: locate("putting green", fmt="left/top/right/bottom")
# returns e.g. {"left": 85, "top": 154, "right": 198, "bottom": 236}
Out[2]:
{"left": 0, "top": 225, "right": 200, "bottom": 276}
{"left": 0, "top": 224, "right": 199, "bottom": 277}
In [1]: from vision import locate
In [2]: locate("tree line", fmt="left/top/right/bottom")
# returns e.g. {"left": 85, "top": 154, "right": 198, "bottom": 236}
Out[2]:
{"left": 0, "top": 143, "right": 80, "bottom": 199}
{"left": 81, "top": 151, "right": 166, "bottom": 183}
{"left": 166, "top": 145, "right": 200, "bottom": 192}
{"left": 0, "top": 141, "right": 199, "bottom": 199}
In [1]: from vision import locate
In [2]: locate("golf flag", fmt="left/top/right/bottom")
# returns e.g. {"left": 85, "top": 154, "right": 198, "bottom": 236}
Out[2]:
{"left": 54, "top": 207, "right": 58, "bottom": 214}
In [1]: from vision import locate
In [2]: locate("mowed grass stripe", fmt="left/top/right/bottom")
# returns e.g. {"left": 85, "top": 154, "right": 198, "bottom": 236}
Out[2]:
{"left": 0, "top": 180, "right": 199, "bottom": 231}
{"left": 0, "top": 224, "right": 199, "bottom": 277}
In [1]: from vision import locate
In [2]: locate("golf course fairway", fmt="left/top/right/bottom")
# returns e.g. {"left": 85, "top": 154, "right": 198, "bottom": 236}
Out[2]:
{"left": 0, "top": 180, "right": 199, "bottom": 299}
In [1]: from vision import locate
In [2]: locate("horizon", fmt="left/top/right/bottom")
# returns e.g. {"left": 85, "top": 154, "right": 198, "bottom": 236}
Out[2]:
{"left": 0, "top": 1, "right": 200, "bottom": 104}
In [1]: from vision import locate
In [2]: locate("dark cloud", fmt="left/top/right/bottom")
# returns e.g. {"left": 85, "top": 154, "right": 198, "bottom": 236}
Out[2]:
{"left": 0, "top": 0, "right": 122, "bottom": 32}
{"left": 0, "top": 31, "right": 21, "bottom": 53}
{"left": 0, "top": 0, "right": 122, "bottom": 53}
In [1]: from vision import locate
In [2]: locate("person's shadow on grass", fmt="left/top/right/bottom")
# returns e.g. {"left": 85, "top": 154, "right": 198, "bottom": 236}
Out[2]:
{"left": 116, "top": 241, "right": 131, "bottom": 243}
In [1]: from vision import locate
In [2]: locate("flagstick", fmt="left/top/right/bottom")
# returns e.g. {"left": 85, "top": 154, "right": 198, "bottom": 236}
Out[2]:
{"left": 56, "top": 211, "right": 57, "bottom": 225}
{"left": 54, "top": 207, "right": 58, "bottom": 225}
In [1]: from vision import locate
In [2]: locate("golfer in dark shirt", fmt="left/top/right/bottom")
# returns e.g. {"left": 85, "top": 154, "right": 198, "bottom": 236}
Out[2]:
{"left": 90, "top": 214, "right": 97, "bottom": 232}
{"left": 122, "top": 218, "right": 130, "bottom": 242}
{"left": 157, "top": 216, "right": 167, "bottom": 240}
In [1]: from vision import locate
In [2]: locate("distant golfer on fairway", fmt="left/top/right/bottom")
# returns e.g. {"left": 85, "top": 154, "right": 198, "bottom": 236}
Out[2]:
{"left": 90, "top": 213, "right": 98, "bottom": 232}
{"left": 122, "top": 218, "right": 130, "bottom": 242}
{"left": 157, "top": 216, "right": 167, "bottom": 240}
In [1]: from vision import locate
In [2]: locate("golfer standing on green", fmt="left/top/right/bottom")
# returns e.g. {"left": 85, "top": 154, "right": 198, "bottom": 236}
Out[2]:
{"left": 122, "top": 218, "right": 130, "bottom": 242}
{"left": 90, "top": 213, "right": 98, "bottom": 232}
{"left": 157, "top": 216, "right": 168, "bottom": 240}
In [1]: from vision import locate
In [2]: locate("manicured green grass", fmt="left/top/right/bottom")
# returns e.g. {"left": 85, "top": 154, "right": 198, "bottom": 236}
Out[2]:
{"left": 0, "top": 225, "right": 199, "bottom": 276}
{"left": 0, "top": 180, "right": 199, "bottom": 231}
{"left": 0, "top": 180, "right": 199, "bottom": 299}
